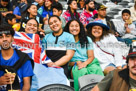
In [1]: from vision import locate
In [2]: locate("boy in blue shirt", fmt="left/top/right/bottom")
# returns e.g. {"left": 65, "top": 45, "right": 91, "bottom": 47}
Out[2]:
{"left": 0, "top": 24, "right": 34, "bottom": 91}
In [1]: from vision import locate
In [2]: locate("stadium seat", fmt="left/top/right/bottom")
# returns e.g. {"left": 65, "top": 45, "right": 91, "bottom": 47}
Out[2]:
{"left": 79, "top": 83, "right": 98, "bottom": 91}
{"left": 78, "top": 74, "right": 104, "bottom": 89}
{"left": 38, "top": 84, "right": 75, "bottom": 91}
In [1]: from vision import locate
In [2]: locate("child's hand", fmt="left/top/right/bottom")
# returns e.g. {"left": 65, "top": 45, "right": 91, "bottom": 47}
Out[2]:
{"left": 126, "top": 27, "right": 131, "bottom": 33}
{"left": 124, "top": 22, "right": 128, "bottom": 28}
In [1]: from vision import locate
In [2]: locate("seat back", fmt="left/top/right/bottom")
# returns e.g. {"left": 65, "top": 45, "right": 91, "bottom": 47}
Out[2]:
{"left": 79, "top": 83, "right": 98, "bottom": 91}
{"left": 78, "top": 74, "right": 104, "bottom": 88}
{"left": 38, "top": 84, "right": 75, "bottom": 91}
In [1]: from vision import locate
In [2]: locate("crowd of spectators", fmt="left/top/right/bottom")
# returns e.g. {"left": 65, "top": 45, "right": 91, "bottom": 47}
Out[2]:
{"left": 0, "top": 0, "right": 136, "bottom": 91}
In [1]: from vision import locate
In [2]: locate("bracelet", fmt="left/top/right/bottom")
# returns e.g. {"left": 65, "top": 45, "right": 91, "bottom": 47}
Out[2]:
{"left": 74, "top": 62, "right": 77, "bottom": 69}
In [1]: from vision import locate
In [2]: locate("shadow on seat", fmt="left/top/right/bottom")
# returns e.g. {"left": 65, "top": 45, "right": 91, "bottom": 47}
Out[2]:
{"left": 79, "top": 83, "right": 98, "bottom": 91}
{"left": 38, "top": 84, "right": 75, "bottom": 91}
{"left": 78, "top": 74, "right": 104, "bottom": 89}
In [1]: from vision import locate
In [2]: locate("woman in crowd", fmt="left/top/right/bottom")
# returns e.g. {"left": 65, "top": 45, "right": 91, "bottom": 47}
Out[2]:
{"left": 38, "top": 0, "right": 53, "bottom": 17}
{"left": 34, "top": 0, "right": 44, "bottom": 9}
{"left": 42, "top": 15, "right": 75, "bottom": 77}
{"left": 62, "top": 0, "right": 80, "bottom": 23}
{"left": 64, "top": 19, "right": 104, "bottom": 91}
{"left": 86, "top": 19, "right": 126, "bottom": 75}
{"left": 23, "top": 18, "right": 44, "bottom": 38}
{"left": 14, "top": 18, "right": 45, "bottom": 91}
{"left": 20, "top": 3, "right": 44, "bottom": 31}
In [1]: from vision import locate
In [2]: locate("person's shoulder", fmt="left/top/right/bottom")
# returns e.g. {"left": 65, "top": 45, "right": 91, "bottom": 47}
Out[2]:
{"left": 63, "top": 31, "right": 73, "bottom": 36}
{"left": 87, "top": 36, "right": 92, "bottom": 41}
{"left": 80, "top": 9, "right": 86, "bottom": 14}
{"left": 93, "top": 10, "right": 98, "bottom": 13}
{"left": 106, "top": 16, "right": 112, "bottom": 20}
{"left": 105, "top": 34, "right": 115, "bottom": 38}
{"left": 14, "top": 6, "right": 19, "bottom": 10}
{"left": 40, "top": 5, "right": 44, "bottom": 8}
{"left": 63, "top": 10, "right": 70, "bottom": 15}
{"left": 14, "top": 49, "right": 26, "bottom": 55}
{"left": 45, "top": 32, "right": 52, "bottom": 38}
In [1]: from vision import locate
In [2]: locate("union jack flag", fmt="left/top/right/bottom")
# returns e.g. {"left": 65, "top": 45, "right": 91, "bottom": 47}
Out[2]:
{"left": 13, "top": 32, "right": 51, "bottom": 64}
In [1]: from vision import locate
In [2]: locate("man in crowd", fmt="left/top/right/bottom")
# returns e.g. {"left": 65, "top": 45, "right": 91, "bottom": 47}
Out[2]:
{"left": 92, "top": 4, "right": 117, "bottom": 35}
{"left": 0, "top": 24, "right": 34, "bottom": 91}
{"left": 0, "top": 0, "right": 13, "bottom": 17}
{"left": 91, "top": 45, "right": 136, "bottom": 91}
{"left": 80, "top": 0, "right": 97, "bottom": 28}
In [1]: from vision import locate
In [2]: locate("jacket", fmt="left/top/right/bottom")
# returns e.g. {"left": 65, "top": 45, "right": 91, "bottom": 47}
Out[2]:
{"left": 109, "top": 69, "right": 129, "bottom": 91}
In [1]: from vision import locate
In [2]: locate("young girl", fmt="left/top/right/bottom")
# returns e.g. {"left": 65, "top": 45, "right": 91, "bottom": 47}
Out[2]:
{"left": 64, "top": 19, "right": 104, "bottom": 91}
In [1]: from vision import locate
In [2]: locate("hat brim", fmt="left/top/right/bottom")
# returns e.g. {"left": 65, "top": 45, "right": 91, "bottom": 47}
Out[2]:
{"left": 99, "top": 7, "right": 107, "bottom": 10}
{"left": 127, "top": 54, "right": 136, "bottom": 59}
{"left": 86, "top": 22, "right": 110, "bottom": 30}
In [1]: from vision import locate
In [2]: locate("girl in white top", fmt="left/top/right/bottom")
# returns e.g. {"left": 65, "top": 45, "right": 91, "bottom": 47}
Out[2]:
{"left": 86, "top": 19, "right": 126, "bottom": 75}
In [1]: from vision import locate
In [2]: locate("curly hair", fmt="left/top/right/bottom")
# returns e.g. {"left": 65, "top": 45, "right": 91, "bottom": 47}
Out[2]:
{"left": 87, "top": 26, "right": 112, "bottom": 42}
{"left": 64, "top": 19, "right": 88, "bottom": 48}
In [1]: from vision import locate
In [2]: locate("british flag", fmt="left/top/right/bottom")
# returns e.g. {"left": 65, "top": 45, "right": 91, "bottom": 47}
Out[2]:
{"left": 13, "top": 32, "right": 51, "bottom": 64}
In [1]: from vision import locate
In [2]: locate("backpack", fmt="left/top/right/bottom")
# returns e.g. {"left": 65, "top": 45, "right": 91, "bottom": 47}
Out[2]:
{"left": 0, "top": 49, "right": 34, "bottom": 90}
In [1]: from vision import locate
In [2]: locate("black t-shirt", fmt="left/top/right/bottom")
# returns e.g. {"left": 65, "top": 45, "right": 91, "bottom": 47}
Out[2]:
{"left": 0, "top": 0, "right": 13, "bottom": 12}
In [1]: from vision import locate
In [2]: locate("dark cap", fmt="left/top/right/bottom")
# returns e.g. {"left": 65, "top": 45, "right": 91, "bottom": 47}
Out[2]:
{"left": 126, "top": 46, "right": 136, "bottom": 63}
{"left": 97, "top": 4, "right": 107, "bottom": 10}
{"left": 85, "top": 0, "right": 94, "bottom": 5}
{"left": 19, "top": 3, "right": 28, "bottom": 13}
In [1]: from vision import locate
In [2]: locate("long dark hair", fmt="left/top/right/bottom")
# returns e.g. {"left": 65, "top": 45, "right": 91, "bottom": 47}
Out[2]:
{"left": 64, "top": 19, "right": 88, "bottom": 48}
{"left": 87, "top": 26, "right": 112, "bottom": 42}
{"left": 44, "top": 0, "right": 53, "bottom": 11}
{"left": 67, "top": 0, "right": 79, "bottom": 21}
{"left": 21, "top": 3, "right": 37, "bottom": 19}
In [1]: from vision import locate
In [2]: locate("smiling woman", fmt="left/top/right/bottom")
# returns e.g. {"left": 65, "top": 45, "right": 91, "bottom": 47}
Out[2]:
{"left": 86, "top": 19, "right": 126, "bottom": 75}
{"left": 25, "top": 18, "right": 38, "bottom": 34}
{"left": 42, "top": 15, "right": 76, "bottom": 77}
{"left": 64, "top": 19, "right": 104, "bottom": 91}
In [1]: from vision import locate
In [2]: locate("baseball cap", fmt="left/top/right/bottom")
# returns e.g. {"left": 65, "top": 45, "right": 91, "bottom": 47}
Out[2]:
{"left": 97, "top": 4, "right": 107, "bottom": 10}
{"left": 126, "top": 45, "right": 136, "bottom": 63}
{"left": 19, "top": 3, "right": 28, "bottom": 13}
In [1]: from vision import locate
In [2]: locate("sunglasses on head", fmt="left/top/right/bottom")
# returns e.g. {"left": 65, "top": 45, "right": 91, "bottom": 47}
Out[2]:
{"left": 0, "top": 31, "right": 11, "bottom": 36}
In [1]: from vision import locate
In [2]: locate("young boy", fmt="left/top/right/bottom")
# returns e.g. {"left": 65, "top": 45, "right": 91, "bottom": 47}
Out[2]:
{"left": 116, "top": 9, "right": 136, "bottom": 44}
{"left": 52, "top": 2, "right": 66, "bottom": 29}
{"left": 5, "top": 13, "right": 16, "bottom": 26}
{"left": 43, "top": 2, "right": 66, "bottom": 34}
